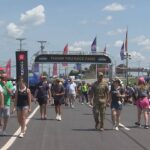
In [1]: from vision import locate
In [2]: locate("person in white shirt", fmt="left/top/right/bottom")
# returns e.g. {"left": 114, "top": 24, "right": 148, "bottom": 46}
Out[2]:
{"left": 67, "top": 79, "right": 77, "bottom": 108}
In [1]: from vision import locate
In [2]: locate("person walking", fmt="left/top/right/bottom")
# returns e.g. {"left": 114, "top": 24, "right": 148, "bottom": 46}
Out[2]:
{"left": 67, "top": 78, "right": 77, "bottom": 108}
{"left": 81, "top": 81, "right": 89, "bottom": 104}
{"left": 13, "top": 77, "right": 31, "bottom": 138}
{"left": 34, "top": 75, "right": 51, "bottom": 120}
{"left": 0, "top": 73, "right": 14, "bottom": 135}
{"left": 90, "top": 72, "right": 109, "bottom": 131}
{"left": 109, "top": 78, "right": 126, "bottom": 131}
{"left": 134, "top": 77, "right": 150, "bottom": 129}
{"left": 52, "top": 78, "right": 65, "bottom": 121}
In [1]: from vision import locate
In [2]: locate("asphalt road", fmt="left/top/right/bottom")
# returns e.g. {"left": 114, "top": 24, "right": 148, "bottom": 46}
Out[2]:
{"left": 0, "top": 102, "right": 150, "bottom": 150}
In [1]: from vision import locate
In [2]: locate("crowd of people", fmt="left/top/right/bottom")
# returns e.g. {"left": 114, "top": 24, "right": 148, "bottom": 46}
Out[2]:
{"left": 0, "top": 71, "right": 150, "bottom": 138}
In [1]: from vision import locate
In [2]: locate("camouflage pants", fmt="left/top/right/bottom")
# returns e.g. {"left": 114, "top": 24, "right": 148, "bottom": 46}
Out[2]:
{"left": 93, "top": 102, "right": 106, "bottom": 128}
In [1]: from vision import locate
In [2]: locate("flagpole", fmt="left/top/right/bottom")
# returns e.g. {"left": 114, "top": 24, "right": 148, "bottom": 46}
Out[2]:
{"left": 91, "top": 36, "right": 97, "bottom": 80}
{"left": 125, "top": 27, "right": 129, "bottom": 86}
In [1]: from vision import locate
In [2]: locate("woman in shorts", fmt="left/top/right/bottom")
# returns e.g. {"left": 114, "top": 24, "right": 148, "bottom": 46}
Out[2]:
{"left": 135, "top": 77, "right": 150, "bottom": 129}
{"left": 14, "top": 77, "right": 31, "bottom": 138}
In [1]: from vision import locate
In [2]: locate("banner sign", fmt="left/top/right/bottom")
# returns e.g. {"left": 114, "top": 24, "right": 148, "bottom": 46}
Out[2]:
{"left": 35, "top": 54, "right": 111, "bottom": 64}
{"left": 16, "top": 51, "right": 28, "bottom": 86}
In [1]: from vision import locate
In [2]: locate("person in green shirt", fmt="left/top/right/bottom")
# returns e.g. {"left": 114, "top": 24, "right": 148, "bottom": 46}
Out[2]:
{"left": 0, "top": 73, "right": 14, "bottom": 136}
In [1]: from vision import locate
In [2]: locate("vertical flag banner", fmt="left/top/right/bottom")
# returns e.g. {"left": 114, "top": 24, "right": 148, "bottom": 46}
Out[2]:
{"left": 5, "top": 59, "right": 11, "bottom": 78}
{"left": 76, "top": 63, "right": 81, "bottom": 71}
{"left": 91, "top": 37, "right": 96, "bottom": 53}
{"left": 32, "top": 63, "right": 39, "bottom": 73}
{"left": 120, "top": 42, "right": 125, "bottom": 60}
{"left": 53, "top": 63, "right": 57, "bottom": 76}
{"left": 16, "top": 51, "right": 28, "bottom": 86}
{"left": 62, "top": 44, "right": 68, "bottom": 67}
{"left": 125, "top": 29, "right": 128, "bottom": 52}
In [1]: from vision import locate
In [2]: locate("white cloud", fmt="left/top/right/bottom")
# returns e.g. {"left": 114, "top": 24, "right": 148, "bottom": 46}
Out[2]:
{"left": 102, "top": 3, "right": 126, "bottom": 11}
{"left": 132, "top": 35, "right": 150, "bottom": 50}
{"left": 130, "top": 51, "right": 145, "bottom": 61}
{"left": 114, "top": 40, "right": 123, "bottom": 47}
{"left": 69, "top": 46, "right": 82, "bottom": 52}
{"left": 106, "top": 15, "right": 112, "bottom": 21}
{"left": 20, "top": 5, "right": 45, "bottom": 26}
{"left": 107, "top": 28, "right": 126, "bottom": 36}
{"left": 73, "top": 41, "right": 91, "bottom": 47}
{"left": 6, "top": 23, "right": 24, "bottom": 38}
{"left": 68, "top": 40, "right": 92, "bottom": 52}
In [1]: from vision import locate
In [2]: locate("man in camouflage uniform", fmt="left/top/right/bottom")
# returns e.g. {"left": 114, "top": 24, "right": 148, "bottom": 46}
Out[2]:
{"left": 90, "top": 72, "right": 109, "bottom": 131}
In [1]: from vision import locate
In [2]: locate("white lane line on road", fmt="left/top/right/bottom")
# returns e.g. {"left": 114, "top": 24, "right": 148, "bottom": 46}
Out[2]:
{"left": 1, "top": 105, "right": 39, "bottom": 150}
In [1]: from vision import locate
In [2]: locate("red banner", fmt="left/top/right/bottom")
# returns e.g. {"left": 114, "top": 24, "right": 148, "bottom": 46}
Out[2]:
{"left": 53, "top": 63, "right": 57, "bottom": 76}
{"left": 5, "top": 59, "right": 11, "bottom": 78}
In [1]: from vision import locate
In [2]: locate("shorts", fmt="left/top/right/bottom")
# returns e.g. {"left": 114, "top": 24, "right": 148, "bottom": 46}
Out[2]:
{"left": 111, "top": 101, "right": 123, "bottom": 110}
{"left": 17, "top": 106, "right": 29, "bottom": 111}
{"left": 54, "top": 96, "right": 64, "bottom": 106}
{"left": 136, "top": 97, "right": 149, "bottom": 109}
{"left": 0, "top": 106, "right": 10, "bottom": 118}
{"left": 37, "top": 97, "right": 48, "bottom": 106}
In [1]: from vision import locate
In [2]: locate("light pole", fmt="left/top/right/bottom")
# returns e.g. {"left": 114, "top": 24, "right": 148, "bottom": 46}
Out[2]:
{"left": 37, "top": 41, "right": 47, "bottom": 74}
{"left": 16, "top": 38, "right": 26, "bottom": 51}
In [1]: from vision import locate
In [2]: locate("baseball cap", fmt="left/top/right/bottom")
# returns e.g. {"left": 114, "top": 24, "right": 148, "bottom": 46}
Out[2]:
{"left": 98, "top": 72, "right": 103, "bottom": 77}
{"left": 138, "top": 77, "right": 145, "bottom": 85}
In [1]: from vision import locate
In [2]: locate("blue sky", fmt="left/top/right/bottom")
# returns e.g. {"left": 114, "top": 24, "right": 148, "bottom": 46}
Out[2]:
{"left": 0, "top": 0, "right": 150, "bottom": 76}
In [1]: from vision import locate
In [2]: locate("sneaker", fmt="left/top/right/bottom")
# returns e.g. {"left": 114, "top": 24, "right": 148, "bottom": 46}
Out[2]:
{"left": 135, "top": 122, "right": 141, "bottom": 127}
{"left": 19, "top": 132, "right": 24, "bottom": 138}
{"left": 115, "top": 126, "right": 119, "bottom": 131}
{"left": 100, "top": 128, "right": 104, "bottom": 131}
{"left": 144, "top": 125, "right": 149, "bottom": 129}
{"left": 56, "top": 114, "right": 59, "bottom": 120}
{"left": 58, "top": 115, "right": 62, "bottom": 121}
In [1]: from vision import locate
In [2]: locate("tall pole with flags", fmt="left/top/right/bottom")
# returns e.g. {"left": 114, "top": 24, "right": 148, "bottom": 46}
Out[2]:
{"left": 120, "top": 42, "right": 125, "bottom": 78}
{"left": 91, "top": 37, "right": 97, "bottom": 79}
{"left": 125, "top": 28, "right": 129, "bottom": 85}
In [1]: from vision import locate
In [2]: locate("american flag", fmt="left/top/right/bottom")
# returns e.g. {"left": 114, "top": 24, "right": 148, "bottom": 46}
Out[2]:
{"left": 62, "top": 44, "right": 68, "bottom": 67}
{"left": 91, "top": 37, "right": 96, "bottom": 53}
{"left": 120, "top": 42, "right": 125, "bottom": 60}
